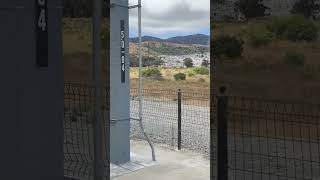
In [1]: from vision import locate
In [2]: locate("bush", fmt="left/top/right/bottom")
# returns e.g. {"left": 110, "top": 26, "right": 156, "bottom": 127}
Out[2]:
{"left": 187, "top": 72, "right": 195, "bottom": 77}
{"left": 266, "top": 16, "right": 292, "bottom": 39}
{"left": 291, "top": 0, "right": 320, "bottom": 19}
{"left": 283, "top": 51, "right": 305, "bottom": 67}
{"left": 143, "top": 56, "right": 165, "bottom": 67}
{"left": 130, "top": 56, "right": 165, "bottom": 67}
{"left": 201, "top": 59, "right": 209, "bottom": 67}
{"left": 212, "top": 35, "right": 244, "bottom": 58}
{"left": 192, "top": 67, "right": 210, "bottom": 75}
{"left": 183, "top": 58, "right": 194, "bottom": 67}
{"left": 234, "top": 0, "right": 269, "bottom": 20}
{"left": 267, "top": 16, "right": 319, "bottom": 41}
{"left": 285, "top": 16, "right": 318, "bottom": 41}
{"left": 248, "top": 25, "right": 274, "bottom": 48}
{"left": 142, "top": 68, "right": 162, "bottom": 79}
{"left": 174, "top": 73, "right": 186, "bottom": 81}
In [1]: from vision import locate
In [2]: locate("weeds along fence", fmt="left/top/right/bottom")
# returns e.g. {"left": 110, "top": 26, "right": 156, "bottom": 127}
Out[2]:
{"left": 214, "top": 90, "right": 320, "bottom": 180}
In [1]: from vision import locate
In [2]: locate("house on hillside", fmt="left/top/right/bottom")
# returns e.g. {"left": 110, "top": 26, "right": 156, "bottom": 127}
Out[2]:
{"left": 211, "top": 0, "right": 319, "bottom": 21}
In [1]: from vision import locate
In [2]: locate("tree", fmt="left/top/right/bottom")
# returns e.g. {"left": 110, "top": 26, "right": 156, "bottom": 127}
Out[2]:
{"left": 183, "top": 58, "right": 194, "bottom": 68}
{"left": 201, "top": 59, "right": 209, "bottom": 67}
{"left": 129, "top": 55, "right": 165, "bottom": 67}
{"left": 291, "top": 0, "right": 320, "bottom": 20}
{"left": 234, "top": 0, "right": 269, "bottom": 20}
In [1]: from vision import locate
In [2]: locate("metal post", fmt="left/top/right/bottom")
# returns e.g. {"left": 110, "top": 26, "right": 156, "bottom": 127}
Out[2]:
{"left": 93, "top": 0, "right": 104, "bottom": 179}
{"left": 137, "top": 0, "right": 156, "bottom": 161}
{"left": 177, "top": 89, "right": 182, "bottom": 150}
{"left": 217, "top": 86, "right": 228, "bottom": 180}
{"left": 138, "top": 0, "right": 142, "bottom": 129}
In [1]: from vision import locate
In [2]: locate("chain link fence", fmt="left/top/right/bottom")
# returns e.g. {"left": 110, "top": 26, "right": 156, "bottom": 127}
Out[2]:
{"left": 64, "top": 82, "right": 95, "bottom": 179}
{"left": 130, "top": 89, "right": 210, "bottom": 157}
{"left": 214, "top": 91, "right": 320, "bottom": 180}
{"left": 63, "top": 82, "right": 320, "bottom": 180}
{"left": 64, "top": 83, "right": 210, "bottom": 179}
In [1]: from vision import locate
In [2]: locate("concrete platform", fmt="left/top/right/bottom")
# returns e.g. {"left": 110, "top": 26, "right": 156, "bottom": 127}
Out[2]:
{"left": 111, "top": 152, "right": 159, "bottom": 178}
{"left": 111, "top": 140, "right": 209, "bottom": 180}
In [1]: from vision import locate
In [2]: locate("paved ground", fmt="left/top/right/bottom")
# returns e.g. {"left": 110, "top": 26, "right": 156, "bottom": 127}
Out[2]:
{"left": 112, "top": 140, "right": 210, "bottom": 180}
{"left": 111, "top": 151, "right": 159, "bottom": 178}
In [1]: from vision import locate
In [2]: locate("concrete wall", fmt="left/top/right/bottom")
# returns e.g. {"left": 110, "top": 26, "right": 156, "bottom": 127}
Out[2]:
{"left": 0, "top": 0, "right": 64, "bottom": 179}
{"left": 110, "top": 0, "right": 131, "bottom": 164}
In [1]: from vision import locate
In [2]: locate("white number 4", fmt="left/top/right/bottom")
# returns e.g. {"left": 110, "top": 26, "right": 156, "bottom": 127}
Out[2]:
{"left": 38, "top": 9, "right": 46, "bottom": 31}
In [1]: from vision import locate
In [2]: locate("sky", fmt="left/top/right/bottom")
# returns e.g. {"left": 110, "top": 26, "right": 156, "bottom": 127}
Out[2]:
{"left": 128, "top": 0, "right": 210, "bottom": 39}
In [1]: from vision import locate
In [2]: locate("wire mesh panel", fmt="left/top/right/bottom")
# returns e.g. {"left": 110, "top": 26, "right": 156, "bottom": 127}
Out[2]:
{"left": 64, "top": 82, "right": 96, "bottom": 179}
{"left": 130, "top": 89, "right": 179, "bottom": 149}
{"left": 225, "top": 96, "right": 320, "bottom": 180}
{"left": 130, "top": 88, "right": 211, "bottom": 157}
{"left": 180, "top": 90, "right": 210, "bottom": 157}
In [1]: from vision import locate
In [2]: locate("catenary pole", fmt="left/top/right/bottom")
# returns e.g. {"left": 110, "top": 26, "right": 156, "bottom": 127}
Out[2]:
{"left": 93, "top": 0, "right": 104, "bottom": 179}
{"left": 138, "top": 0, "right": 156, "bottom": 161}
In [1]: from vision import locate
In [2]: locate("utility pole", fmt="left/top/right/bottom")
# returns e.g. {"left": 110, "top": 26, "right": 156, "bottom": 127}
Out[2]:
{"left": 138, "top": 0, "right": 156, "bottom": 161}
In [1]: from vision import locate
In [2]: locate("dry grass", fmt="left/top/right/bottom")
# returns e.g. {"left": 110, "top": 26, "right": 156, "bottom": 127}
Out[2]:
{"left": 130, "top": 67, "right": 209, "bottom": 92}
{"left": 212, "top": 18, "right": 320, "bottom": 102}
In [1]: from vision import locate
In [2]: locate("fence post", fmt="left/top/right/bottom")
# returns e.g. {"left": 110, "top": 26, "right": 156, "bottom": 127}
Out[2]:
{"left": 217, "top": 86, "right": 228, "bottom": 180}
{"left": 178, "top": 89, "right": 182, "bottom": 150}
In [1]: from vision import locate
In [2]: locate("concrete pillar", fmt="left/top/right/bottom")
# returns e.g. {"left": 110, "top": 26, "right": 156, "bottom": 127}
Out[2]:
{"left": 0, "top": 0, "right": 64, "bottom": 179}
{"left": 110, "top": 0, "right": 131, "bottom": 164}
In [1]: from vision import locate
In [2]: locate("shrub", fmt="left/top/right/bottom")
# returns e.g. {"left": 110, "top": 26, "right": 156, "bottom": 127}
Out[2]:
{"left": 192, "top": 67, "right": 210, "bottom": 75}
{"left": 187, "top": 72, "right": 195, "bottom": 77}
{"left": 291, "top": 0, "right": 320, "bottom": 20}
{"left": 143, "top": 56, "right": 165, "bottom": 67}
{"left": 142, "top": 68, "right": 162, "bottom": 79}
{"left": 267, "top": 16, "right": 319, "bottom": 41}
{"left": 174, "top": 73, "right": 186, "bottom": 81}
{"left": 284, "top": 16, "right": 318, "bottom": 41}
{"left": 130, "top": 56, "right": 165, "bottom": 67}
{"left": 183, "top": 58, "right": 194, "bottom": 68}
{"left": 283, "top": 51, "right": 305, "bottom": 68}
{"left": 201, "top": 59, "right": 209, "bottom": 67}
{"left": 212, "top": 35, "right": 244, "bottom": 58}
{"left": 248, "top": 25, "right": 274, "bottom": 48}
{"left": 266, "top": 16, "right": 292, "bottom": 39}
{"left": 234, "top": 0, "right": 270, "bottom": 20}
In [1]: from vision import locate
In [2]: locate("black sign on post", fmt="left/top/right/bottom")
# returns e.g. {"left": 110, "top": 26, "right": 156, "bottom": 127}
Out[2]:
{"left": 35, "top": 0, "right": 48, "bottom": 67}
{"left": 120, "top": 20, "right": 125, "bottom": 83}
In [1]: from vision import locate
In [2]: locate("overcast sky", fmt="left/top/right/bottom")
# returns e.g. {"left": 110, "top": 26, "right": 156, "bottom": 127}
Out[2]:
{"left": 128, "top": 0, "right": 210, "bottom": 39}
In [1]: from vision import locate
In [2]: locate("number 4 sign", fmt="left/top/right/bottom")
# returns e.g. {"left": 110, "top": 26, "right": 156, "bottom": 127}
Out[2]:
{"left": 35, "top": 0, "right": 48, "bottom": 67}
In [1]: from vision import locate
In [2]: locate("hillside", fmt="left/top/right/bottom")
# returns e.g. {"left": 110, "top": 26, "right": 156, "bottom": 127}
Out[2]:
{"left": 129, "top": 34, "right": 210, "bottom": 45}
{"left": 129, "top": 41, "right": 209, "bottom": 56}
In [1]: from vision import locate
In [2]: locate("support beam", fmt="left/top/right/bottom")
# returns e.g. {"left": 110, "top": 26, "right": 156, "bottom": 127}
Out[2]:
{"left": 110, "top": 0, "right": 130, "bottom": 165}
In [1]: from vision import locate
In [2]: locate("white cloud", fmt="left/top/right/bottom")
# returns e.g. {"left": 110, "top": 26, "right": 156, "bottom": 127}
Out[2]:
{"left": 129, "top": 0, "right": 210, "bottom": 38}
